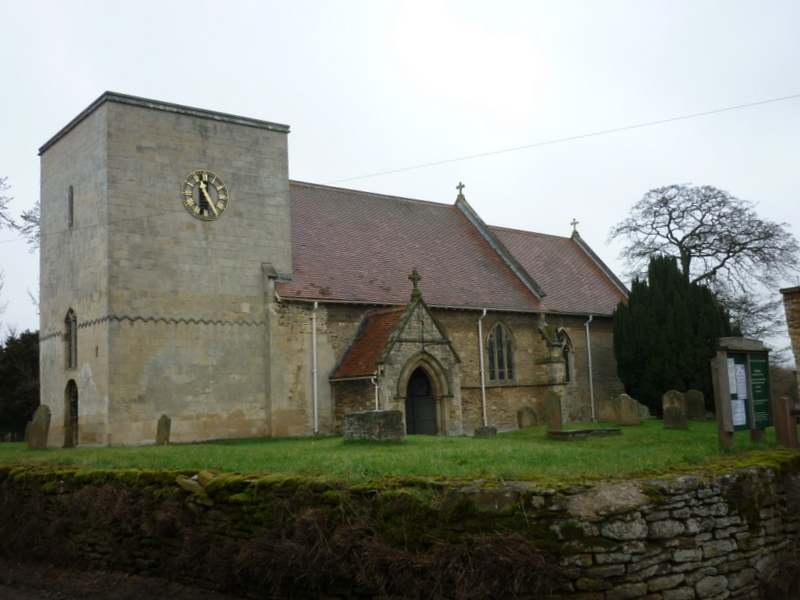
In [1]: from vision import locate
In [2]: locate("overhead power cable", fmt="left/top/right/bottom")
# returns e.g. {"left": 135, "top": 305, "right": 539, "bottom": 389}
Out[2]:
{"left": 14, "top": 91, "right": 800, "bottom": 246}
{"left": 327, "top": 93, "right": 800, "bottom": 185}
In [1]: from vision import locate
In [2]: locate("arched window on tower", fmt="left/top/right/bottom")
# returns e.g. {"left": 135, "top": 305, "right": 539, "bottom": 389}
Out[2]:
{"left": 487, "top": 322, "right": 514, "bottom": 381}
{"left": 65, "top": 309, "right": 77, "bottom": 369}
{"left": 68, "top": 186, "right": 74, "bottom": 228}
{"left": 558, "top": 329, "right": 573, "bottom": 383}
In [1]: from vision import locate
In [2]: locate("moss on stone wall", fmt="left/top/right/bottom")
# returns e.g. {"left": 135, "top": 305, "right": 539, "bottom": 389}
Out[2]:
{"left": 2, "top": 455, "right": 800, "bottom": 599}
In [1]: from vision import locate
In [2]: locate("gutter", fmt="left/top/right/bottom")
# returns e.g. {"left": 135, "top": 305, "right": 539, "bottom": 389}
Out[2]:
{"left": 478, "top": 309, "right": 488, "bottom": 427}
{"left": 585, "top": 315, "right": 596, "bottom": 421}
{"left": 312, "top": 301, "right": 319, "bottom": 434}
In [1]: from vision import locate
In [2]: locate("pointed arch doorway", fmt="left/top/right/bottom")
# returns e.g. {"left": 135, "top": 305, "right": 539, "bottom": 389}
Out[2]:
{"left": 64, "top": 380, "right": 79, "bottom": 448}
{"left": 405, "top": 367, "right": 437, "bottom": 435}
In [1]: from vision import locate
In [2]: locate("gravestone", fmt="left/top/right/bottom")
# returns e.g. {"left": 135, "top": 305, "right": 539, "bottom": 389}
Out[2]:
{"left": 685, "top": 390, "right": 706, "bottom": 421}
{"left": 474, "top": 426, "right": 498, "bottom": 438}
{"left": 27, "top": 405, "right": 51, "bottom": 450}
{"left": 545, "top": 391, "right": 562, "bottom": 431}
{"left": 773, "top": 397, "right": 799, "bottom": 448}
{"left": 662, "top": 390, "right": 686, "bottom": 414}
{"left": 617, "top": 394, "right": 640, "bottom": 425}
{"left": 156, "top": 414, "right": 171, "bottom": 446}
{"left": 517, "top": 406, "right": 538, "bottom": 429}
{"left": 597, "top": 397, "right": 620, "bottom": 422}
{"left": 637, "top": 401, "right": 652, "bottom": 420}
{"left": 663, "top": 404, "right": 688, "bottom": 430}
{"left": 344, "top": 410, "right": 404, "bottom": 442}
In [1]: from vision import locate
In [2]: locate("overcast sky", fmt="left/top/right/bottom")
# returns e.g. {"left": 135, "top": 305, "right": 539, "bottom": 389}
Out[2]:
{"left": 1, "top": 1, "right": 799, "bottom": 349}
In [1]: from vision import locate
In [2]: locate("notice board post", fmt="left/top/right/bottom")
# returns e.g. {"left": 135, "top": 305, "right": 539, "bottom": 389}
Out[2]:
{"left": 711, "top": 337, "right": 771, "bottom": 450}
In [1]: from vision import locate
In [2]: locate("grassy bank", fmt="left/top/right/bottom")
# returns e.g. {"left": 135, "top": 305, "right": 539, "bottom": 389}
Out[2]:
{"left": 0, "top": 420, "right": 782, "bottom": 482}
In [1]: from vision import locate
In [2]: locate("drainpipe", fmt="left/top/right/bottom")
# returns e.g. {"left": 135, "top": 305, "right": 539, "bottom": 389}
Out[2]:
{"left": 584, "top": 315, "right": 595, "bottom": 422}
{"left": 478, "top": 309, "right": 488, "bottom": 427}
{"left": 371, "top": 373, "right": 379, "bottom": 410}
{"left": 312, "top": 302, "right": 319, "bottom": 434}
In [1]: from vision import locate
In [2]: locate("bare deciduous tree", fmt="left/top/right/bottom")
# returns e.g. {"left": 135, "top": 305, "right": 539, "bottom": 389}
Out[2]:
{"left": 19, "top": 198, "right": 39, "bottom": 252}
{"left": 0, "top": 177, "right": 16, "bottom": 232}
{"left": 609, "top": 184, "right": 800, "bottom": 341}
{"left": 609, "top": 184, "right": 799, "bottom": 290}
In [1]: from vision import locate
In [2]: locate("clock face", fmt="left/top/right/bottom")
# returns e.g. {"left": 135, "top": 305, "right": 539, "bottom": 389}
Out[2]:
{"left": 180, "top": 170, "right": 229, "bottom": 220}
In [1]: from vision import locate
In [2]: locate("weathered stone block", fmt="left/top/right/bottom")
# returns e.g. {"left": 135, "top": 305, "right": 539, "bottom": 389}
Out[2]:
{"left": 600, "top": 517, "right": 649, "bottom": 540}
{"left": 648, "top": 573, "right": 685, "bottom": 592}
{"left": 694, "top": 574, "right": 727, "bottom": 597}
{"left": 672, "top": 548, "right": 703, "bottom": 562}
{"left": 649, "top": 519, "right": 686, "bottom": 538}
{"left": 726, "top": 567, "right": 755, "bottom": 589}
{"left": 605, "top": 582, "right": 648, "bottom": 600}
{"left": 474, "top": 426, "right": 497, "bottom": 438}
{"left": 343, "top": 410, "right": 404, "bottom": 443}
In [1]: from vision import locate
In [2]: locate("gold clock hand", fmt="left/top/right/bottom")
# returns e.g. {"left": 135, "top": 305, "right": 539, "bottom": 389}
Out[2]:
{"left": 198, "top": 180, "right": 219, "bottom": 216}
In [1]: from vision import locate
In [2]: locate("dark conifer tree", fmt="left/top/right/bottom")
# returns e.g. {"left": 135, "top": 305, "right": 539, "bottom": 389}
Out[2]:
{"left": 613, "top": 256, "right": 736, "bottom": 415}
{"left": 0, "top": 330, "right": 40, "bottom": 441}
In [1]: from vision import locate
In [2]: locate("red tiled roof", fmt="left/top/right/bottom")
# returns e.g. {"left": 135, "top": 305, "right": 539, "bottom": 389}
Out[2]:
{"left": 491, "top": 227, "right": 627, "bottom": 315}
{"left": 277, "top": 182, "right": 626, "bottom": 316}
{"left": 277, "top": 183, "right": 544, "bottom": 312}
{"left": 331, "top": 306, "right": 406, "bottom": 379}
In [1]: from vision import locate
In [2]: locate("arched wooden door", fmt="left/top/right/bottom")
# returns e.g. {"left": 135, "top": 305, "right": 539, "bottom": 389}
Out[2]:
{"left": 405, "top": 367, "right": 437, "bottom": 435}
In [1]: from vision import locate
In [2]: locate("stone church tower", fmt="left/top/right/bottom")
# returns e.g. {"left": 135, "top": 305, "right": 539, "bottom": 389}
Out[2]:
{"left": 39, "top": 93, "right": 292, "bottom": 445}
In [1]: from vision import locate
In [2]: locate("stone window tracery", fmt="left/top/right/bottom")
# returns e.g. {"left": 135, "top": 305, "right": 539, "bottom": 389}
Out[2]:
{"left": 487, "top": 322, "right": 514, "bottom": 381}
{"left": 558, "top": 328, "right": 573, "bottom": 383}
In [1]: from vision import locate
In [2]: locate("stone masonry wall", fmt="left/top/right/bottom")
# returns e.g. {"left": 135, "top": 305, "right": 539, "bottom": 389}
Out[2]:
{"left": 276, "top": 303, "right": 625, "bottom": 437}
{"left": 781, "top": 286, "right": 800, "bottom": 376}
{"left": 2, "top": 457, "right": 799, "bottom": 599}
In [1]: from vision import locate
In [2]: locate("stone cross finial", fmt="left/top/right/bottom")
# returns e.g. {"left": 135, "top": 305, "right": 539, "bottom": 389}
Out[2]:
{"left": 570, "top": 218, "right": 579, "bottom": 233}
{"left": 408, "top": 268, "right": 422, "bottom": 300}
{"left": 456, "top": 182, "right": 465, "bottom": 197}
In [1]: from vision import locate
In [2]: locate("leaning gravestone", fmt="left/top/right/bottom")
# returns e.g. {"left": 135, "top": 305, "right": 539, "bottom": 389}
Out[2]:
{"left": 685, "top": 390, "right": 706, "bottom": 421}
{"left": 545, "top": 391, "right": 562, "bottom": 432}
{"left": 663, "top": 404, "right": 688, "bottom": 430}
{"left": 27, "top": 405, "right": 52, "bottom": 450}
{"left": 617, "top": 394, "right": 640, "bottom": 425}
{"left": 597, "top": 397, "right": 620, "bottom": 422}
{"left": 517, "top": 406, "right": 538, "bottom": 429}
{"left": 344, "top": 410, "right": 404, "bottom": 443}
{"left": 156, "top": 414, "right": 171, "bottom": 446}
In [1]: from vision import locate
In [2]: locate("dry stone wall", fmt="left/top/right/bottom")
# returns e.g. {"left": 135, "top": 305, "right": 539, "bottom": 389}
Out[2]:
{"left": 2, "top": 456, "right": 799, "bottom": 599}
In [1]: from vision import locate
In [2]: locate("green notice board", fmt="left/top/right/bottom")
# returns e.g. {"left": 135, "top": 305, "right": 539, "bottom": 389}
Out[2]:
{"left": 749, "top": 354, "right": 771, "bottom": 429}
{"left": 727, "top": 351, "right": 771, "bottom": 432}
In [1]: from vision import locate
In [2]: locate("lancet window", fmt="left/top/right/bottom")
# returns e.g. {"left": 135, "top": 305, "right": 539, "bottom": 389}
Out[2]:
{"left": 65, "top": 309, "right": 77, "bottom": 369}
{"left": 487, "top": 322, "right": 514, "bottom": 381}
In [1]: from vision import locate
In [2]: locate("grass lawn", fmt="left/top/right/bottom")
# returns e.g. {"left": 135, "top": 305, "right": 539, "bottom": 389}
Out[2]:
{"left": 0, "top": 420, "right": 787, "bottom": 483}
